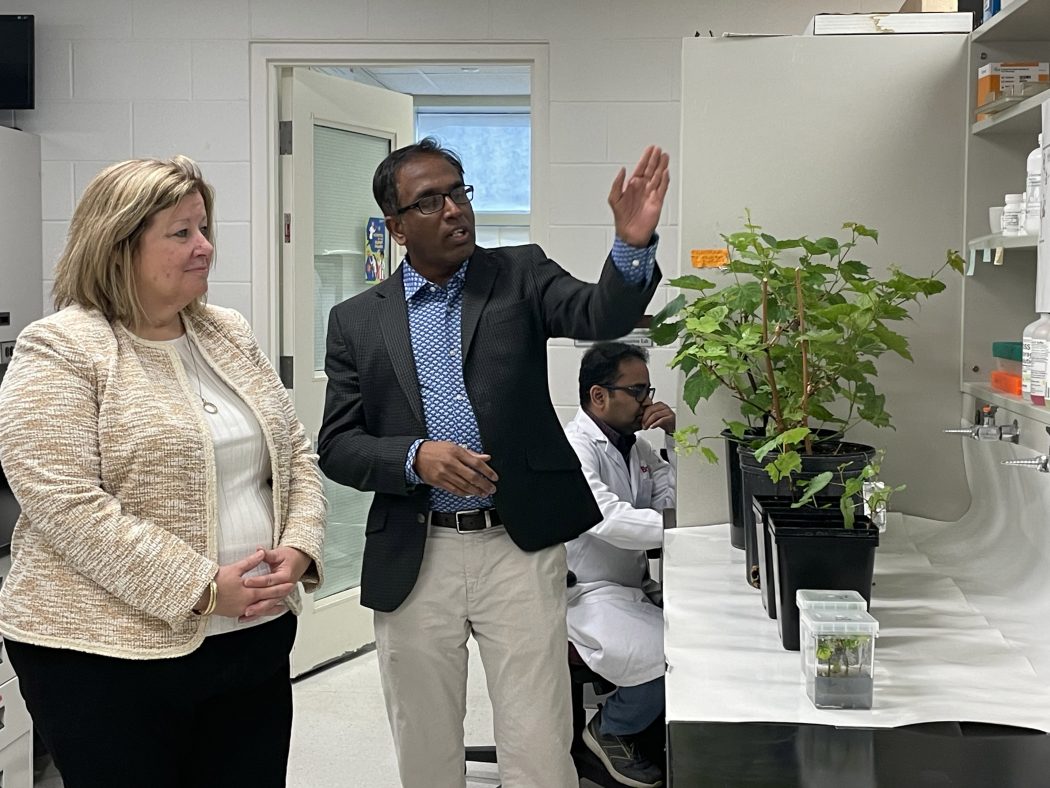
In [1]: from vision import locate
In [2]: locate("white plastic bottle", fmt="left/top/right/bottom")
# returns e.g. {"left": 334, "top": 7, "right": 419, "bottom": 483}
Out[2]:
{"left": 1026, "top": 134, "right": 1044, "bottom": 236}
{"left": 1023, "top": 313, "right": 1050, "bottom": 402}
{"left": 1033, "top": 318, "right": 1050, "bottom": 406}
{"left": 1003, "top": 193, "right": 1026, "bottom": 235}
{"left": 1023, "top": 314, "right": 1048, "bottom": 398}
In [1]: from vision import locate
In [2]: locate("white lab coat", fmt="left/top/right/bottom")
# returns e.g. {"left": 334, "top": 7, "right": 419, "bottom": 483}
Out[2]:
{"left": 564, "top": 408, "right": 675, "bottom": 687}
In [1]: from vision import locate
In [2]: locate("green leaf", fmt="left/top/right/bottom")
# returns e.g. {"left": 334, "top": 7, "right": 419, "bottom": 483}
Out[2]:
{"left": 700, "top": 446, "right": 719, "bottom": 464}
{"left": 946, "top": 250, "right": 965, "bottom": 275}
{"left": 840, "top": 496, "right": 856, "bottom": 529}
{"left": 838, "top": 260, "right": 869, "bottom": 278}
{"left": 683, "top": 369, "right": 721, "bottom": 410}
{"left": 813, "top": 236, "right": 840, "bottom": 255}
{"left": 753, "top": 427, "right": 809, "bottom": 461}
{"left": 776, "top": 426, "right": 812, "bottom": 448}
{"left": 668, "top": 275, "right": 716, "bottom": 291}
{"left": 754, "top": 436, "right": 778, "bottom": 462}
{"left": 844, "top": 222, "right": 879, "bottom": 242}
{"left": 652, "top": 293, "right": 687, "bottom": 326}
{"left": 767, "top": 451, "right": 801, "bottom": 483}
{"left": 796, "top": 471, "right": 833, "bottom": 506}
{"left": 649, "top": 320, "right": 682, "bottom": 346}
{"left": 726, "top": 420, "right": 749, "bottom": 440}
{"left": 800, "top": 238, "right": 825, "bottom": 256}
{"left": 673, "top": 425, "right": 698, "bottom": 444}
{"left": 872, "top": 323, "right": 911, "bottom": 360}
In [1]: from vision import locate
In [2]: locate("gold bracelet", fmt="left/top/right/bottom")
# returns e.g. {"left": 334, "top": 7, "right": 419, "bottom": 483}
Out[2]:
{"left": 193, "top": 580, "right": 218, "bottom": 616}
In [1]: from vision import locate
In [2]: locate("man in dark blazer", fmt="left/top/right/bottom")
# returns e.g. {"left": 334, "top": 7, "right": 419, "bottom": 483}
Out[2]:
{"left": 318, "top": 137, "right": 668, "bottom": 788}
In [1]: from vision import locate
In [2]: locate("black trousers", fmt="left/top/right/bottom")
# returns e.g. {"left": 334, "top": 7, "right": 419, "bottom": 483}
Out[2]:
{"left": 7, "top": 612, "right": 297, "bottom": 788}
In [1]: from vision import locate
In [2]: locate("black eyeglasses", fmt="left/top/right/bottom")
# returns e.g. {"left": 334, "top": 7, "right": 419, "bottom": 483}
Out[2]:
{"left": 396, "top": 185, "right": 474, "bottom": 215}
{"left": 602, "top": 384, "right": 655, "bottom": 403}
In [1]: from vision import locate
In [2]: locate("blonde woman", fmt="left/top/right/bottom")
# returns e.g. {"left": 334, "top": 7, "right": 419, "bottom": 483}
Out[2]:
{"left": 0, "top": 156, "right": 325, "bottom": 788}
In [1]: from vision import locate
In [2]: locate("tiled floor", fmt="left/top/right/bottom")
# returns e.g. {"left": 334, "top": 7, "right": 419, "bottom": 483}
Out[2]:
{"left": 33, "top": 641, "right": 591, "bottom": 787}
{"left": 285, "top": 643, "right": 499, "bottom": 787}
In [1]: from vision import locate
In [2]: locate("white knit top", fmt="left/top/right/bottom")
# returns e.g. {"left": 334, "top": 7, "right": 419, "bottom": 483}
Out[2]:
{"left": 167, "top": 334, "right": 282, "bottom": 636}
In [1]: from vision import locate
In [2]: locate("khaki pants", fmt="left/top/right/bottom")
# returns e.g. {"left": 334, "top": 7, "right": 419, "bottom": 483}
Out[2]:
{"left": 374, "top": 525, "right": 577, "bottom": 788}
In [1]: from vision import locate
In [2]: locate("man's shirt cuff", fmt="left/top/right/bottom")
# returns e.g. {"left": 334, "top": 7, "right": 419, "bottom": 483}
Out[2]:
{"left": 405, "top": 439, "right": 425, "bottom": 486}
{"left": 611, "top": 233, "right": 659, "bottom": 286}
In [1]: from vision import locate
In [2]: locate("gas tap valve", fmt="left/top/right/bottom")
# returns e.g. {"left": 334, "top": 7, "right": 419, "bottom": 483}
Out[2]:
{"left": 1002, "top": 455, "right": 1050, "bottom": 473}
{"left": 1002, "top": 426, "right": 1050, "bottom": 472}
{"left": 944, "top": 404, "right": 1020, "bottom": 443}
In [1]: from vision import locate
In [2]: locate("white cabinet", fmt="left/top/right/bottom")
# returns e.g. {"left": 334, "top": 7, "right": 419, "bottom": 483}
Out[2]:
{"left": 963, "top": 0, "right": 1050, "bottom": 429}
{"left": 678, "top": 33, "right": 971, "bottom": 522}
{"left": 0, "top": 556, "right": 32, "bottom": 788}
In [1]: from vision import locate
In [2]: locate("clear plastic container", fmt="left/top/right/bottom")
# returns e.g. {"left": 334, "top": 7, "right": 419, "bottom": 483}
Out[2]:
{"left": 796, "top": 588, "right": 867, "bottom": 612}
{"left": 995, "top": 357, "right": 1023, "bottom": 376}
{"left": 800, "top": 608, "right": 879, "bottom": 710}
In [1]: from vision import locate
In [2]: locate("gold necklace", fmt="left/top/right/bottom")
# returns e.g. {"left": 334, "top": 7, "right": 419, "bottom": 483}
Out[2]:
{"left": 186, "top": 337, "right": 219, "bottom": 415}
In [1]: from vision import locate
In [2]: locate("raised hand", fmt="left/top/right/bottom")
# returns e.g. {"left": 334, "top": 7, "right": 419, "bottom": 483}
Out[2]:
{"left": 608, "top": 145, "right": 671, "bottom": 247}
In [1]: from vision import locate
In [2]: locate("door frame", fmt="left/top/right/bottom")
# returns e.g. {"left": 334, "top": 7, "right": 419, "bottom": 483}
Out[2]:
{"left": 249, "top": 41, "right": 550, "bottom": 360}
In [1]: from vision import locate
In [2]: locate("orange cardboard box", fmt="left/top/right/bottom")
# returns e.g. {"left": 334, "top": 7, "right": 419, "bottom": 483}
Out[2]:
{"left": 977, "top": 62, "right": 1049, "bottom": 120}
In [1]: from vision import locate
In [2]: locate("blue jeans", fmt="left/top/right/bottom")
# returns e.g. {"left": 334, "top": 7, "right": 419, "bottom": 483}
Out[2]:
{"left": 600, "top": 676, "right": 665, "bottom": 736}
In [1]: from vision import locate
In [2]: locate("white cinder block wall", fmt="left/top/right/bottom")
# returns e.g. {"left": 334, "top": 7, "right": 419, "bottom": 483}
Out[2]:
{"left": 2, "top": 0, "right": 880, "bottom": 442}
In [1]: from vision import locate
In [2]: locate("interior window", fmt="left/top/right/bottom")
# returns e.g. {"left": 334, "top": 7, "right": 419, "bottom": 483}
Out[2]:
{"left": 416, "top": 106, "right": 530, "bottom": 247}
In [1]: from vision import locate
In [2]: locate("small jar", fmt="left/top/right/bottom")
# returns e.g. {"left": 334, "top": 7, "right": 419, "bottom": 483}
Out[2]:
{"left": 1003, "top": 193, "right": 1025, "bottom": 235}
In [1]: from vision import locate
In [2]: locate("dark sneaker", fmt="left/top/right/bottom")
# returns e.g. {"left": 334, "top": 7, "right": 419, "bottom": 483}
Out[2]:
{"left": 582, "top": 709, "right": 664, "bottom": 788}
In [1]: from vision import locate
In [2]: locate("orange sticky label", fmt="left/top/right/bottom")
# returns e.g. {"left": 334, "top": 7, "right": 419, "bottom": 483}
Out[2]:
{"left": 691, "top": 248, "right": 729, "bottom": 268}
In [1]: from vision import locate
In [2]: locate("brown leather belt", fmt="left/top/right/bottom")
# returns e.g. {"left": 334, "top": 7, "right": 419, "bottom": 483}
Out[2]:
{"left": 429, "top": 509, "right": 502, "bottom": 532}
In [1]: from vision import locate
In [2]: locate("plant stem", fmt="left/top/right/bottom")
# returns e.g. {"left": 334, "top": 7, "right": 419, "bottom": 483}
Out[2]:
{"left": 761, "top": 278, "right": 786, "bottom": 433}
{"left": 794, "top": 268, "right": 811, "bottom": 454}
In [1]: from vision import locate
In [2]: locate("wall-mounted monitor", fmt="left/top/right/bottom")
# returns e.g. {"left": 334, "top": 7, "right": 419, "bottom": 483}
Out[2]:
{"left": 0, "top": 15, "right": 34, "bottom": 110}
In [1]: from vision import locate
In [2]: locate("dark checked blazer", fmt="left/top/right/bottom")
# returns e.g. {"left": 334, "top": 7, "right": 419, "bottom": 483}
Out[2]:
{"left": 318, "top": 243, "right": 661, "bottom": 612}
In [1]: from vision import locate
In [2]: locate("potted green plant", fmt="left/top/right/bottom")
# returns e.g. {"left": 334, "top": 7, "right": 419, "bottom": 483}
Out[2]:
{"left": 800, "top": 608, "right": 879, "bottom": 710}
{"left": 652, "top": 214, "right": 963, "bottom": 598}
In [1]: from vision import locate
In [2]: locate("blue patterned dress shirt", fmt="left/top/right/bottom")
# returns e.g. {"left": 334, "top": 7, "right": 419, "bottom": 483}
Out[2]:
{"left": 404, "top": 237, "right": 658, "bottom": 513}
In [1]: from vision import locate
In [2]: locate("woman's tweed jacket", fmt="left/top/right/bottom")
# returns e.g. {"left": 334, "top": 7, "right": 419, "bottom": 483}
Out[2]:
{"left": 0, "top": 304, "right": 326, "bottom": 659}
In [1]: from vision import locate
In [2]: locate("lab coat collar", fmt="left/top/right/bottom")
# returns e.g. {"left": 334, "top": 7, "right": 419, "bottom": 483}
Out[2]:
{"left": 570, "top": 408, "right": 636, "bottom": 454}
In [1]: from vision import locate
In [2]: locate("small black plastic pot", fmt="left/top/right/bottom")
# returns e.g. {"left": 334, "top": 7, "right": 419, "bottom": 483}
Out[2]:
{"left": 750, "top": 496, "right": 850, "bottom": 620}
{"left": 738, "top": 437, "right": 871, "bottom": 590}
{"left": 769, "top": 510, "right": 879, "bottom": 652}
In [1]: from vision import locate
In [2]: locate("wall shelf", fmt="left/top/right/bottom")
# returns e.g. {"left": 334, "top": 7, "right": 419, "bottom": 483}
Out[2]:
{"left": 965, "top": 233, "right": 1036, "bottom": 274}
{"left": 962, "top": 381, "right": 1050, "bottom": 427}
{"left": 973, "top": 0, "right": 1050, "bottom": 43}
{"left": 968, "top": 232, "right": 1037, "bottom": 250}
{"left": 972, "top": 89, "right": 1050, "bottom": 135}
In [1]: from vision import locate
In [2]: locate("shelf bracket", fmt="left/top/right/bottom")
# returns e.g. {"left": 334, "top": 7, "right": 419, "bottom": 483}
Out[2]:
{"left": 966, "top": 247, "right": 1002, "bottom": 276}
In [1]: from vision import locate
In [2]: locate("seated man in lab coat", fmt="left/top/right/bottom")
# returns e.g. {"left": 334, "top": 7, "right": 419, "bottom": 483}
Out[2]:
{"left": 565, "top": 341, "right": 675, "bottom": 788}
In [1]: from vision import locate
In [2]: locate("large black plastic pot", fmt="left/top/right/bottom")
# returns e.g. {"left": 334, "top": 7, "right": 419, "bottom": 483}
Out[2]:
{"left": 738, "top": 438, "right": 873, "bottom": 590}
{"left": 750, "top": 496, "right": 851, "bottom": 620}
{"left": 769, "top": 510, "right": 879, "bottom": 651}
{"left": 721, "top": 428, "right": 761, "bottom": 550}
